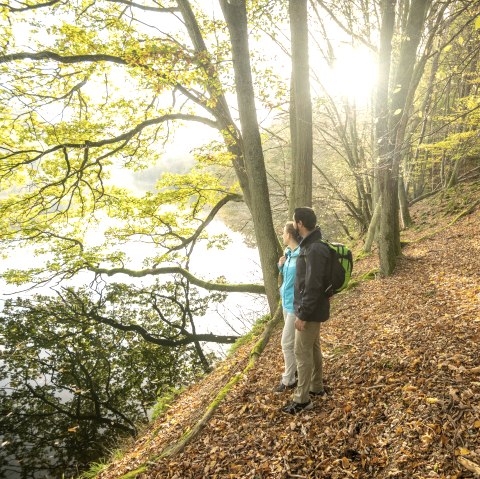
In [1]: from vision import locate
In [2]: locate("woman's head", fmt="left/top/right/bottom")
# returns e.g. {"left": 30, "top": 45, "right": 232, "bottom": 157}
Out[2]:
{"left": 282, "top": 221, "right": 300, "bottom": 246}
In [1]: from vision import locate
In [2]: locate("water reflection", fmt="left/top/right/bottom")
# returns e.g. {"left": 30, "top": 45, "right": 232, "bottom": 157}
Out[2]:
{"left": 0, "top": 220, "right": 267, "bottom": 477}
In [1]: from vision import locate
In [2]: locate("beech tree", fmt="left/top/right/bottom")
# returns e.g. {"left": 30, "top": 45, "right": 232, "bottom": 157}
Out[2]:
{"left": 0, "top": 1, "right": 283, "bottom": 308}
{"left": 288, "top": 0, "right": 313, "bottom": 214}
{"left": 0, "top": 1, "right": 282, "bottom": 472}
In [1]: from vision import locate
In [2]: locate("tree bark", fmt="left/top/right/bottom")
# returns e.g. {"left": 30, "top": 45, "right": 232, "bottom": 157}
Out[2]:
{"left": 288, "top": 0, "right": 313, "bottom": 214}
{"left": 364, "top": 194, "right": 382, "bottom": 253}
{"left": 375, "top": 0, "right": 397, "bottom": 275}
{"left": 398, "top": 173, "right": 413, "bottom": 228}
{"left": 376, "top": 0, "right": 431, "bottom": 275}
{"left": 177, "top": 0, "right": 252, "bottom": 209}
{"left": 219, "top": 0, "right": 281, "bottom": 313}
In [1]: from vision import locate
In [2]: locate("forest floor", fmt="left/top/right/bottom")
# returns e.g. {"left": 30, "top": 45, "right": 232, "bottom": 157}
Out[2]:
{"left": 97, "top": 182, "right": 480, "bottom": 479}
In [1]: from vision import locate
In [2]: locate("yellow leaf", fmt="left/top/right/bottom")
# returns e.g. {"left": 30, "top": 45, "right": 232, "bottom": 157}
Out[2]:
{"left": 426, "top": 397, "right": 439, "bottom": 404}
{"left": 476, "top": 15, "right": 480, "bottom": 30}
{"left": 421, "top": 433, "right": 433, "bottom": 444}
{"left": 455, "top": 447, "right": 470, "bottom": 456}
{"left": 474, "top": 420, "right": 480, "bottom": 428}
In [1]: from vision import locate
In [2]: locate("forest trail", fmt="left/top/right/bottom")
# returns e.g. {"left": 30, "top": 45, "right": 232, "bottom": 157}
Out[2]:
{"left": 98, "top": 184, "right": 480, "bottom": 479}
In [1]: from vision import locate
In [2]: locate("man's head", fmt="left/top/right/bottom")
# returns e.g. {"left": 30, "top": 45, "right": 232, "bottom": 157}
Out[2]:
{"left": 293, "top": 207, "right": 317, "bottom": 238}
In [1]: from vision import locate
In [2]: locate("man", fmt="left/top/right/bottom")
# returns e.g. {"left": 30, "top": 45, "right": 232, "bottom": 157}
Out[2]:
{"left": 282, "top": 207, "right": 330, "bottom": 414}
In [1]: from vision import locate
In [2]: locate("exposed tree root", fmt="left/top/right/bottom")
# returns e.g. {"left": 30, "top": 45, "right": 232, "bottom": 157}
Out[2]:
{"left": 111, "top": 304, "right": 283, "bottom": 476}
{"left": 159, "top": 304, "right": 282, "bottom": 458}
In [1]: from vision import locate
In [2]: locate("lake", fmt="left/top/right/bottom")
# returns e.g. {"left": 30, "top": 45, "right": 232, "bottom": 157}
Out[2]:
{"left": 0, "top": 220, "right": 268, "bottom": 478}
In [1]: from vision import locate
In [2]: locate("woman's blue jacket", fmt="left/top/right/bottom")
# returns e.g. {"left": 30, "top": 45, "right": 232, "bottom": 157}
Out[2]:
{"left": 279, "top": 245, "right": 300, "bottom": 313}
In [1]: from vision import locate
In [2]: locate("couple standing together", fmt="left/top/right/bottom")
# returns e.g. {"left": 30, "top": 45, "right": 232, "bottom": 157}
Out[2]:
{"left": 277, "top": 207, "right": 331, "bottom": 415}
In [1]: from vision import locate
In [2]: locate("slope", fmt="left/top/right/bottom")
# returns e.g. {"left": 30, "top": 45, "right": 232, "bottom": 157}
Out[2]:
{"left": 98, "top": 182, "right": 480, "bottom": 479}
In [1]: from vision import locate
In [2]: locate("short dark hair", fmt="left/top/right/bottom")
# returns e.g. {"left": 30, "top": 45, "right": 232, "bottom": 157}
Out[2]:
{"left": 293, "top": 207, "right": 317, "bottom": 230}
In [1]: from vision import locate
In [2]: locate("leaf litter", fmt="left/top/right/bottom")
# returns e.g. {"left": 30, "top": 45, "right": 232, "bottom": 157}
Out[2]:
{"left": 99, "top": 185, "right": 480, "bottom": 479}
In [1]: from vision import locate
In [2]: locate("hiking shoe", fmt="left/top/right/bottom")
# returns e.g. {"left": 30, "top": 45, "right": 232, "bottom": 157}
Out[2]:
{"left": 310, "top": 385, "right": 330, "bottom": 396}
{"left": 274, "top": 381, "right": 297, "bottom": 393}
{"left": 281, "top": 400, "right": 313, "bottom": 415}
{"left": 310, "top": 389, "right": 326, "bottom": 397}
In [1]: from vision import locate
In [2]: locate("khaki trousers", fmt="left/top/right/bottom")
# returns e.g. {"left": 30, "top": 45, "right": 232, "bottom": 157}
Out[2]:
{"left": 293, "top": 321, "right": 323, "bottom": 404}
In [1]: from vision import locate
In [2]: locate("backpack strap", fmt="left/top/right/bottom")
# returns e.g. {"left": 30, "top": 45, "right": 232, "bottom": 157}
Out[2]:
{"left": 319, "top": 240, "right": 335, "bottom": 297}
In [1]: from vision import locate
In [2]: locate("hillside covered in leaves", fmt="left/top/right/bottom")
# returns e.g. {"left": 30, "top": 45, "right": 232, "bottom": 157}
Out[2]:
{"left": 96, "top": 183, "right": 480, "bottom": 479}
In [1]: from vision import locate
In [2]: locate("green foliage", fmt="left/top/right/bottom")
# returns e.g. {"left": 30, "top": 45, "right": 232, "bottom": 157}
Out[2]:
{"left": 151, "top": 386, "right": 186, "bottom": 421}
{"left": 0, "top": 282, "right": 219, "bottom": 477}
{"left": 410, "top": 9, "right": 480, "bottom": 195}
{"left": 227, "top": 313, "right": 271, "bottom": 356}
{"left": 79, "top": 461, "right": 109, "bottom": 479}
{"left": 421, "top": 91, "right": 480, "bottom": 162}
{"left": 346, "top": 269, "right": 378, "bottom": 290}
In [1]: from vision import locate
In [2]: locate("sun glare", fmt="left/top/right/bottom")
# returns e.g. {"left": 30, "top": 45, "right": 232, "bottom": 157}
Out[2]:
{"left": 322, "top": 46, "right": 377, "bottom": 105}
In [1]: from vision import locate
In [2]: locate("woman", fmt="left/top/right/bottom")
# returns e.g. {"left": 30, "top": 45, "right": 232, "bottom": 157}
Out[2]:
{"left": 275, "top": 221, "right": 301, "bottom": 392}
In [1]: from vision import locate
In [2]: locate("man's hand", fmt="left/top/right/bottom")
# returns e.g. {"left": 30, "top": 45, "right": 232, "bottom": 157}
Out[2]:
{"left": 295, "top": 318, "right": 306, "bottom": 331}
{"left": 278, "top": 255, "right": 286, "bottom": 267}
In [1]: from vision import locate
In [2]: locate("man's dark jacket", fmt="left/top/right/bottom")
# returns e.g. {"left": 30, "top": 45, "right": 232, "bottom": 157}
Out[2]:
{"left": 294, "top": 227, "right": 331, "bottom": 322}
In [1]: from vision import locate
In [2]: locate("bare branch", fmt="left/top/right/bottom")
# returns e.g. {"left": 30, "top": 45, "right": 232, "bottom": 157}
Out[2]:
{"left": 167, "top": 193, "right": 243, "bottom": 253}
{"left": 312, "top": 0, "right": 377, "bottom": 52}
{"left": 88, "top": 265, "right": 266, "bottom": 294}
{"left": 63, "top": 288, "right": 240, "bottom": 346}
{"left": 0, "top": 0, "right": 63, "bottom": 12}
{"left": 0, "top": 51, "right": 127, "bottom": 65}
{"left": 84, "top": 308, "right": 240, "bottom": 346}
{"left": 105, "top": 0, "right": 179, "bottom": 12}
{"left": 1, "top": 113, "right": 220, "bottom": 168}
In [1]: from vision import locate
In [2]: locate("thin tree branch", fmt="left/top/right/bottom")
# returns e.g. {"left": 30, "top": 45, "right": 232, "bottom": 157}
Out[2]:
{"left": 166, "top": 193, "right": 243, "bottom": 253}
{"left": 86, "top": 309, "right": 240, "bottom": 346}
{"left": 0, "top": 0, "right": 63, "bottom": 12}
{"left": 1, "top": 113, "right": 219, "bottom": 167}
{"left": 105, "top": 0, "right": 179, "bottom": 12}
{"left": 313, "top": 0, "right": 377, "bottom": 52}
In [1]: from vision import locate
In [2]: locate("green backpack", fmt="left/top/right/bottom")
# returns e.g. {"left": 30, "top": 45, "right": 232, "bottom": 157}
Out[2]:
{"left": 320, "top": 240, "right": 353, "bottom": 296}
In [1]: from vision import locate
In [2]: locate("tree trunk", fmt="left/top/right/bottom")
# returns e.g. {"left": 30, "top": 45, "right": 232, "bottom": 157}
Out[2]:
{"left": 289, "top": 74, "right": 297, "bottom": 216}
{"left": 398, "top": 173, "right": 413, "bottom": 228}
{"left": 410, "top": 44, "right": 441, "bottom": 197}
{"left": 375, "top": 0, "right": 397, "bottom": 276}
{"left": 177, "top": 0, "right": 252, "bottom": 209}
{"left": 219, "top": 0, "right": 281, "bottom": 313}
{"left": 446, "top": 158, "right": 462, "bottom": 189}
{"left": 376, "top": 0, "right": 431, "bottom": 275}
{"left": 364, "top": 194, "right": 382, "bottom": 253}
{"left": 288, "top": 0, "right": 313, "bottom": 214}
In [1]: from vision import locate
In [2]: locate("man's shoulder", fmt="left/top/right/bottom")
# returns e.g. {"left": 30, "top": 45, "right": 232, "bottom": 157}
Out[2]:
{"left": 302, "top": 239, "right": 330, "bottom": 257}
{"left": 311, "top": 240, "right": 331, "bottom": 256}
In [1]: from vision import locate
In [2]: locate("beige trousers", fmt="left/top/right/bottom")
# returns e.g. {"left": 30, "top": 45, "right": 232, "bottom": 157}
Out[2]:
{"left": 293, "top": 321, "right": 323, "bottom": 404}
{"left": 281, "top": 310, "right": 297, "bottom": 386}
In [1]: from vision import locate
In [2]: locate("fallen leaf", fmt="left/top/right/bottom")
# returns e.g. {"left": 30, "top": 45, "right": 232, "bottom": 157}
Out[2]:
{"left": 455, "top": 447, "right": 470, "bottom": 456}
